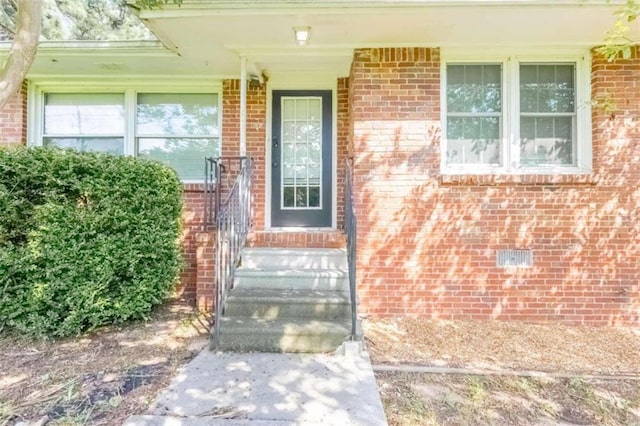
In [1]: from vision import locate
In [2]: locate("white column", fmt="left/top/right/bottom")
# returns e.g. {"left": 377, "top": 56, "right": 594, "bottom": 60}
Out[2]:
{"left": 239, "top": 56, "right": 248, "bottom": 157}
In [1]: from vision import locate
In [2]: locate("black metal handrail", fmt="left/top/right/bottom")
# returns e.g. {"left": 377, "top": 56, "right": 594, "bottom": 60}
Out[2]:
{"left": 204, "top": 156, "right": 218, "bottom": 228}
{"left": 345, "top": 158, "right": 358, "bottom": 340}
{"left": 205, "top": 156, "right": 252, "bottom": 347}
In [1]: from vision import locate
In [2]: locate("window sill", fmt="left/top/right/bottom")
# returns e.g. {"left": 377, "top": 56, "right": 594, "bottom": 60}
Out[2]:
{"left": 183, "top": 182, "right": 207, "bottom": 192}
{"left": 439, "top": 173, "right": 596, "bottom": 186}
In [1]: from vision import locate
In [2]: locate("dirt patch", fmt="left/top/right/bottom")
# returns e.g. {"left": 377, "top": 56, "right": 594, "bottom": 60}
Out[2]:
{"left": 364, "top": 318, "right": 640, "bottom": 375}
{"left": 366, "top": 318, "right": 640, "bottom": 425}
{"left": 0, "top": 298, "right": 209, "bottom": 426}
{"left": 376, "top": 372, "right": 640, "bottom": 426}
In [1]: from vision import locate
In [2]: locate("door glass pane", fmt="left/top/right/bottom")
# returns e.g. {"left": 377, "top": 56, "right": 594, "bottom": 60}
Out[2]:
{"left": 283, "top": 164, "right": 295, "bottom": 184}
{"left": 309, "top": 187, "right": 320, "bottom": 207}
{"left": 283, "top": 187, "right": 295, "bottom": 207}
{"left": 308, "top": 98, "right": 321, "bottom": 120}
{"left": 295, "top": 187, "right": 307, "bottom": 207}
{"left": 280, "top": 96, "right": 323, "bottom": 209}
{"left": 283, "top": 122, "right": 295, "bottom": 141}
{"left": 283, "top": 143, "right": 295, "bottom": 164}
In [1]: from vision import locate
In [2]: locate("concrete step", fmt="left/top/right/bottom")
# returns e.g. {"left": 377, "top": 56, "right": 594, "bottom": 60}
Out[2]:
{"left": 233, "top": 268, "right": 349, "bottom": 291}
{"left": 240, "top": 248, "right": 348, "bottom": 269}
{"left": 224, "top": 288, "right": 351, "bottom": 321}
{"left": 216, "top": 318, "right": 351, "bottom": 353}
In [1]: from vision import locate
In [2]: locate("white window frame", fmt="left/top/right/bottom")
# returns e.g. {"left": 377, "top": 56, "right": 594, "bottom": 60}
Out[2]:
{"left": 27, "top": 79, "right": 223, "bottom": 183}
{"left": 440, "top": 49, "right": 592, "bottom": 175}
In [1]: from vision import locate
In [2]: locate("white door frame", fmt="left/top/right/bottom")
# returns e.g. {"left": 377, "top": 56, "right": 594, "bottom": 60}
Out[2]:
{"left": 265, "top": 72, "right": 339, "bottom": 230}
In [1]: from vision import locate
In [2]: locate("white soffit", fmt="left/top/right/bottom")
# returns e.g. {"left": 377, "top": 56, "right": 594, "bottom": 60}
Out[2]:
{"left": 0, "top": 40, "right": 218, "bottom": 79}
{"left": 133, "top": 1, "right": 637, "bottom": 77}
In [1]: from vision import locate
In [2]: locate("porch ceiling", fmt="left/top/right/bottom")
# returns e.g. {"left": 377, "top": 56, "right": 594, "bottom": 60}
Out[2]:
{"left": 133, "top": 0, "right": 638, "bottom": 78}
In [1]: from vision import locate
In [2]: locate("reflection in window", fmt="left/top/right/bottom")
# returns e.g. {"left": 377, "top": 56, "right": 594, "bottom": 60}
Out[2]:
{"left": 446, "top": 64, "right": 502, "bottom": 166}
{"left": 136, "top": 93, "right": 219, "bottom": 180}
{"left": 43, "top": 93, "right": 125, "bottom": 155}
{"left": 44, "top": 137, "right": 124, "bottom": 155}
{"left": 138, "top": 138, "right": 218, "bottom": 181}
{"left": 281, "top": 96, "right": 322, "bottom": 209}
{"left": 519, "top": 64, "right": 575, "bottom": 166}
{"left": 444, "top": 61, "right": 581, "bottom": 172}
{"left": 136, "top": 93, "right": 218, "bottom": 136}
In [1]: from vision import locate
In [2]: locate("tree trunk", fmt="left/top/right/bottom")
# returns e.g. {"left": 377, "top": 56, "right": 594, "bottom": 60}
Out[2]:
{"left": 0, "top": 0, "right": 41, "bottom": 110}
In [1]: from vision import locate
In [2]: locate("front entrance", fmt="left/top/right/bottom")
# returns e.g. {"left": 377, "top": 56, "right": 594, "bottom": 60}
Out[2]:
{"left": 271, "top": 90, "right": 332, "bottom": 227}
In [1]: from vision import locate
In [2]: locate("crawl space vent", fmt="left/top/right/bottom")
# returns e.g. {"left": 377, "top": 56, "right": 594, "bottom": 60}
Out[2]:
{"left": 496, "top": 249, "right": 533, "bottom": 268}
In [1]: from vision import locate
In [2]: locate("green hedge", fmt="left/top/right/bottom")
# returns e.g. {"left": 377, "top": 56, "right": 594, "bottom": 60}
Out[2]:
{"left": 0, "top": 147, "right": 183, "bottom": 337}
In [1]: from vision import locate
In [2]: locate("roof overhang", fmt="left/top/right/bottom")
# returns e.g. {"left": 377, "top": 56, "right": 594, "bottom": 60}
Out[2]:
{"left": 2, "top": 1, "right": 637, "bottom": 81}
{"left": 128, "top": 0, "right": 639, "bottom": 78}
{"left": 0, "top": 40, "right": 221, "bottom": 80}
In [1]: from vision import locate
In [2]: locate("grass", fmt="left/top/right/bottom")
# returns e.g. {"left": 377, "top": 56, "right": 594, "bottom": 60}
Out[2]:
{"left": 376, "top": 372, "right": 640, "bottom": 425}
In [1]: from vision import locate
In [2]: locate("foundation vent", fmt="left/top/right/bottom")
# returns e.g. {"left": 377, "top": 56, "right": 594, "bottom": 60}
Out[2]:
{"left": 496, "top": 249, "right": 533, "bottom": 268}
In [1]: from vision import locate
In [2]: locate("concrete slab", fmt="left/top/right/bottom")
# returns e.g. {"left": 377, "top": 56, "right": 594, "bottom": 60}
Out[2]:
{"left": 124, "top": 350, "right": 387, "bottom": 426}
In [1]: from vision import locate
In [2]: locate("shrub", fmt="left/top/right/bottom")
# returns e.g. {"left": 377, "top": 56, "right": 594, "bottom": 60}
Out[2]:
{"left": 0, "top": 147, "right": 183, "bottom": 337}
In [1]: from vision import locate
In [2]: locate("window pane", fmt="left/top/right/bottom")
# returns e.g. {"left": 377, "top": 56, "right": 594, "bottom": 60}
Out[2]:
{"left": 520, "top": 64, "right": 575, "bottom": 113}
{"left": 283, "top": 164, "right": 295, "bottom": 184}
{"left": 295, "top": 187, "right": 307, "bottom": 208}
{"left": 309, "top": 187, "right": 320, "bottom": 208}
{"left": 136, "top": 93, "right": 219, "bottom": 136}
{"left": 446, "top": 117, "right": 501, "bottom": 165}
{"left": 283, "top": 187, "right": 295, "bottom": 208}
{"left": 44, "top": 137, "right": 124, "bottom": 155}
{"left": 520, "top": 117, "right": 574, "bottom": 166}
{"left": 138, "top": 138, "right": 219, "bottom": 180}
{"left": 44, "top": 93, "right": 124, "bottom": 135}
{"left": 447, "top": 64, "right": 501, "bottom": 113}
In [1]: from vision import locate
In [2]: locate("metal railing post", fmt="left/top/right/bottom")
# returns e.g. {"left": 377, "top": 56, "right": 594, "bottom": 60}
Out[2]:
{"left": 207, "top": 156, "right": 252, "bottom": 348}
{"left": 345, "top": 159, "right": 358, "bottom": 341}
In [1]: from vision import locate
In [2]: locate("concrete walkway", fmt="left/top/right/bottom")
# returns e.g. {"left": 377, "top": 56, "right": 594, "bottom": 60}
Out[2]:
{"left": 124, "top": 345, "right": 388, "bottom": 426}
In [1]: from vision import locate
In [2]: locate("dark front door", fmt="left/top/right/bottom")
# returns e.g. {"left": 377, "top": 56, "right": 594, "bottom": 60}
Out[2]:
{"left": 271, "top": 90, "right": 332, "bottom": 227}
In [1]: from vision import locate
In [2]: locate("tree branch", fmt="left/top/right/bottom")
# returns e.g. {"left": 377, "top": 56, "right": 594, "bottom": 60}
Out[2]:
{"left": 0, "top": 0, "right": 41, "bottom": 110}
{"left": 0, "top": 20, "right": 16, "bottom": 36}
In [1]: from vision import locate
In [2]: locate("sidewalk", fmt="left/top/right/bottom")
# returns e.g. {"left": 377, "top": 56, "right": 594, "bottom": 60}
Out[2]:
{"left": 124, "top": 345, "right": 388, "bottom": 426}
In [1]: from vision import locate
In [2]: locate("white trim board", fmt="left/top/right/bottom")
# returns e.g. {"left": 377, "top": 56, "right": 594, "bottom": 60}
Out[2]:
{"left": 439, "top": 48, "right": 592, "bottom": 175}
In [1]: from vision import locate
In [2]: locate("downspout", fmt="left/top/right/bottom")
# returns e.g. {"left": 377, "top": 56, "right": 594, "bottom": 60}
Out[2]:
{"left": 240, "top": 56, "right": 247, "bottom": 156}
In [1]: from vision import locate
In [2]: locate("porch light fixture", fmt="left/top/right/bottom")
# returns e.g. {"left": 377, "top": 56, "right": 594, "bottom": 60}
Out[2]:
{"left": 293, "top": 26, "right": 311, "bottom": 46}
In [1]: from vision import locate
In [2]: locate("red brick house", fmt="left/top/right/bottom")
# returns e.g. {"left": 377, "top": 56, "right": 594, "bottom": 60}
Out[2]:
{"left": 1, "top": 1, "right": 639, "bottom": 339}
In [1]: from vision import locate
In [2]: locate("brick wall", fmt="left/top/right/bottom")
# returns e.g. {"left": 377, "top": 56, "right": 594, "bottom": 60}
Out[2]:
{"left": 350, "top": 47, "right": 640, "bottom": 326}
{"left": 185, "top": 77, "right": 353, "bottom": 308}
{"left": 193, "top": 79, "right": 267, "bottom": 309}
{"left": 238, "top": 77, "right": 350, "bottom": 247}
{"left": 181, "top": 184, "right": 208, "bottom": 303}
{"left": 222, "top": 80, "right": 267, "bottom": 229}
{"left": 337, "top": 77, "right": 350, "bottom": 230}
{"left": 0, "top": 82, "right": 27, "bottom": 146}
